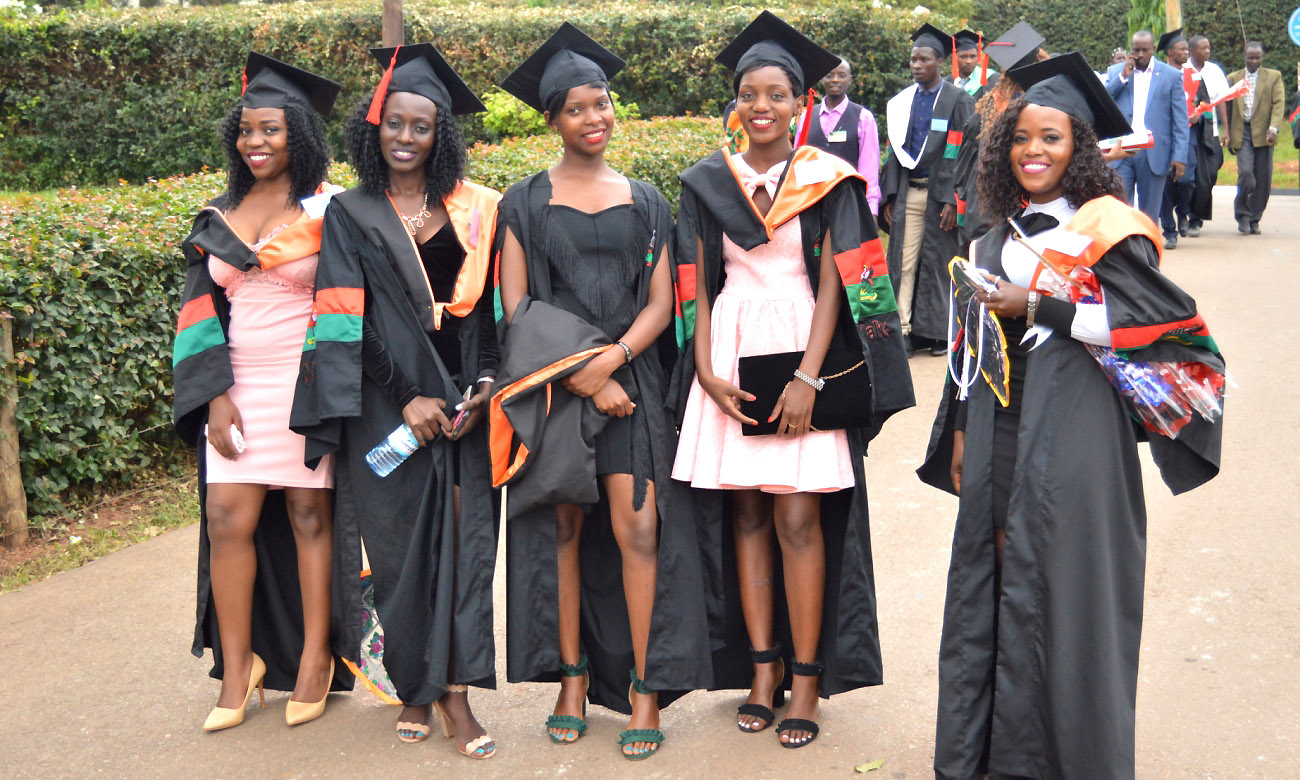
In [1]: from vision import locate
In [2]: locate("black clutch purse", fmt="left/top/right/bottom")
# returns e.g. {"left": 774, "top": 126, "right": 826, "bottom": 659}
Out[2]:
{"left": 737, "top": 348, "right": 873, "bottom": 436}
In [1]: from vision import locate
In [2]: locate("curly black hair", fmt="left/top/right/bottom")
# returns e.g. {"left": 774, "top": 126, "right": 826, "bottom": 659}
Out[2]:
{"left": 733, "top": 62, "right": 803, "bottom": 96}
{"left": 218, "top": 98, "right": 332, "bottom": 209}
{"left": 977, "top": 99, "right": 1124, "bottom": 221}
{"left": 344, "top": 94, "right": 466, "bottom": 200}
{"left": 544, "top": 81, "right": 612, "bottom": 122}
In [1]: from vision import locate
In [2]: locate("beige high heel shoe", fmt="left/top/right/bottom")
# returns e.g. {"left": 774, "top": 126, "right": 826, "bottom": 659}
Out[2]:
{"left": 285, "top": 658, "right": 334, "bottom": 726}
{"left": 203, "top": 653, "right": 266, "bottom": 732}
{"left": 433, "top": 684, "right": 497, "bottom": 760}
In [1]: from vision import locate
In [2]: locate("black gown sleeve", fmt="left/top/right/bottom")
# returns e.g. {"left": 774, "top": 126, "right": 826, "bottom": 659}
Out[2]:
{"left": 474, "top": 284, "right": 500, "bottom": 377}
{"left": 361, "top": 315, "right": 420, "bottom": 409}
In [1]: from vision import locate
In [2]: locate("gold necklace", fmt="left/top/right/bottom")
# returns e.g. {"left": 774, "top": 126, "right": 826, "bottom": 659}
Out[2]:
{"left": 396, "top": 190, "right": 431, "bottom": 236}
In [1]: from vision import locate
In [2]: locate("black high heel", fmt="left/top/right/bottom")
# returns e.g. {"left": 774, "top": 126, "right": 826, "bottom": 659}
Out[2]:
{"left": 737, "top": 645, "right": 786, "bottom": 733}
{"left": 776, "top": 659, "right": 822, "bottom": 748}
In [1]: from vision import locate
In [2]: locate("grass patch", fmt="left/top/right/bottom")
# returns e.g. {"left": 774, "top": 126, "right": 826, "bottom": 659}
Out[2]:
{"left": 0, "top": 478, "right": 198, "bottom": 594}
{"left": 1216, "top": 137, "right": 1298, "bottom": 188}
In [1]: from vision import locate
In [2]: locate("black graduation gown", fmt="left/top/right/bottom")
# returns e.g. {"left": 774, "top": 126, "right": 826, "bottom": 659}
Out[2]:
{"left": 917, "top": 212, "right": 1225, "bottom": 780}
{"left": 494, "top": 171, "right": 713, "bottom": 714}
{"left": 173, "top": 197, "right": 352, "bottom": 694}
{"left": 952, "top": 110, "right": 990, "bottom": 253}
{"left": 880, "top": 81, "right": 976, "bottom": 341}
{"left": 289, "top": 186, "right": 500, "bottom": 705}
{"left": 673, "top": 148, "right": 915, "bottom": 697}
{"left": 1190, "top": 75, "right": 1225, "bottom": 223}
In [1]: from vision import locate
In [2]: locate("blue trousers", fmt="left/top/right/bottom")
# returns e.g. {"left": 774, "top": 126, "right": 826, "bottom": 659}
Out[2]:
{"left": 1110, "top": 150, "right": 1167, "bottom": 226}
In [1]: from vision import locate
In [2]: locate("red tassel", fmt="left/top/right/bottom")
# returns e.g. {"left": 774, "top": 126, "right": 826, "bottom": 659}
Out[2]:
{"left": 794, "top": 88, "right": 817, "bottom": 147}
{"left": 978, "top": 32, "right": 987, "bottom": 87}
{"left": 240, "top": 67, "right": 248, "bottom": 95}
{"left": 952, "top": 35, "right": 958, "bottom": 80}
{"left": 366, "top": 44, "right": 402, "bottom": 125}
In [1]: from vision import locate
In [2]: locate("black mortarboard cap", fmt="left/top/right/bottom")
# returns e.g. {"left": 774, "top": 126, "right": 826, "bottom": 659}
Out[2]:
{"left": 953, "top": 30, "right": 980, "bottom": 52}
{"left": 239, "top": 51, "right": 341, "bottom": 118}
{"left": 1009, "top": 52, "right": 1132, "bottom": 139}
{"left": 368, "top": 43, "right": 485, "bottom": 119}
{"left": 911, "top": 23, "right": 951, "bottom": 59}
{"left": 499, "top": 22, "right": 625, "bottom": 114}
{"left": 984, "top": 21, "right": 1045, "bottom": 72}
{"left": 1157, "top": 28, "right": 1187, "bottom": 53}
{"left": 716, "top": 11, "right": 841, "bottom": 93}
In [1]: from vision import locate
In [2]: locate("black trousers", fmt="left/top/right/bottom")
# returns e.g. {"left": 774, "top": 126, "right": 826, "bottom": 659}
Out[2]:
{"left": 1234, "top": 123, "right": 1274, "bottom": 225}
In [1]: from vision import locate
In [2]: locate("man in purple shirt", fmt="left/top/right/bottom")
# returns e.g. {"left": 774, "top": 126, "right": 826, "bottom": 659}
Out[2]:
{"left": 806, "top": 57, "right": 882, "bottom": 215}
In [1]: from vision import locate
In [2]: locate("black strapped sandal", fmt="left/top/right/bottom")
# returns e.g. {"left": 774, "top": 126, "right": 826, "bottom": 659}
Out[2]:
{"left": 620, "top": 668, "right": 664, "bottom": 760}
{"left": 737, "top": 645, "right": 786, "bottom": 733}
{"left": 545, "top": 655, "right": 589, "bottom": 744}
{"left": 776, "top": 659, "right": 822, "bottom": 749}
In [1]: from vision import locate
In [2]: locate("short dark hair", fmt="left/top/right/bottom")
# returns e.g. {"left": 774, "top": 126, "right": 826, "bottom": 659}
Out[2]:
{"left": 1188, "top": 34, "right": 1208, "bottom": 47}
{"left": 1245, "top": 40, "right": 1264, "bottom": 53}
{"left": 218, "top": 98, "right": 331, "bottom": 209}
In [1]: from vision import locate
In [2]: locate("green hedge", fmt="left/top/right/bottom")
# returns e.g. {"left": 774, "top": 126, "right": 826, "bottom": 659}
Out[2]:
{"left": 974, "top": 0, "right": 1300, "bottom": 87}
{"left": 0, "top": 115, "right": 716, "bottom": 522}
{"left": 0, "top": 0, "right": 953, "bottom": 190}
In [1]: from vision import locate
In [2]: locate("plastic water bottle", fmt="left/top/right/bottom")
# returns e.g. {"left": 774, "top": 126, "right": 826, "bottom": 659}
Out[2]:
{"left": 365, "top": 424, "right": 421, "bottom": 477}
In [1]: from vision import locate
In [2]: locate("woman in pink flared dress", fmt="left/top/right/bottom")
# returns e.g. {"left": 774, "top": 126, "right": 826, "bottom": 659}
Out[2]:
{"left": 672, "top": 12, "right": 913, "bottom": 750}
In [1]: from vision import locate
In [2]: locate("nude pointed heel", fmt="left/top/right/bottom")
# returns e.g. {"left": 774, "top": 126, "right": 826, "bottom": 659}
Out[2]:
{"left": 203, "top": 653, "right": 266, "bottom": 732}
{"left": 285, "top": 658, "right": 334, "bottom": 726}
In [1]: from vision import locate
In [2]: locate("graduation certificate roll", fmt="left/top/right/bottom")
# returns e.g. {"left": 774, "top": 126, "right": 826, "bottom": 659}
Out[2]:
{"left": 738, "top": 348, "right": 873, "bottom": 436}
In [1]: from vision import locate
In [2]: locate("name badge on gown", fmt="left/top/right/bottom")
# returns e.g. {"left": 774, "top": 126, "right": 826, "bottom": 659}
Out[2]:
{"left": 828, "top": 129, "right": 848, "bottom": 143}
{"left": 930, "top": 117, "right": 949, "bottom": 133}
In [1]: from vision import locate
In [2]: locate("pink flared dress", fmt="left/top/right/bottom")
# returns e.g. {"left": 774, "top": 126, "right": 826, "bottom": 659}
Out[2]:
{"left": 203, "top": 222, "right": 332, "bottom": 489}
{"left": 672, "top": 156, "right": 855, "bottom": 494}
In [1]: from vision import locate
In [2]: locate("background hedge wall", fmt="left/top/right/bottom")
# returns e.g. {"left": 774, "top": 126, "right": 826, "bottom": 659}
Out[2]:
{"left": 974, "top": 0, "right": 1300, "bottom": 82}
{"left": 0, "top": 116, "right": 718, "bottom": 521}
{"left": 0, "top": 0, "right": 954, "bottom": 190}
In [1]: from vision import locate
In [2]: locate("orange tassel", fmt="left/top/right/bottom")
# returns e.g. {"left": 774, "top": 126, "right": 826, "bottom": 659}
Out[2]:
{"left": 794, "top": 88, "right": 817, "bottom": 147}
{"left": 240, "top": 67, "right": 248, "bottom": 95}
{"left": 978, "top": 32, "right": 987, "bottom": 87}
{"left": 952, "top": 35, "right": 958, "bottom": 80}
{"left": 366, "top": 45, "right": 402, "bottom": 125}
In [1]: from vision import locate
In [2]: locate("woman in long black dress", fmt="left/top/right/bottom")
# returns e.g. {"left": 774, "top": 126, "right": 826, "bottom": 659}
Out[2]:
{"left": 289, "top": 45, "right": 500, "bottom": 759}
{"left": 492, "top": 23, "right": 711, "bottom": 761}
{"left": 918, "top": 53, "right": 1226, "bottom": 780}
{"left": 173, "top": 53, "right": 349, "bottom": 731}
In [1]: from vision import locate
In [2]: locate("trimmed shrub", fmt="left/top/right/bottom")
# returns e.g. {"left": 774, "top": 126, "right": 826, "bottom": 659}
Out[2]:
{"left": 973, "top": 0, "right": 1300, "bottom": 83}
{"left": 0, "top": 115, "right": 716, "bottom": 522}
{"left": 1, "top": 0, "right": 953, "bottom": 189}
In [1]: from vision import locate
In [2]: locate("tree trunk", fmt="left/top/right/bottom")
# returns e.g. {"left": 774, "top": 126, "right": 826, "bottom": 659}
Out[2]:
{"left": 382, "top": 0, "right": 404, "bottom": 47}
{"left": 1165, "top": 0, "right": 1182, "bottom": 32}
{"left": 0, "top": 314, "right": 28, "bottom": 549}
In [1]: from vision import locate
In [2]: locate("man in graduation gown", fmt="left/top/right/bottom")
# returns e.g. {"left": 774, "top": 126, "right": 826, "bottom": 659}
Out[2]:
{"left": 880, "top": 23, "right": 975, "bottom": 356}
{"left": 952, "top": 22, "right": 1046, "bottom": 253}
{"left": 1185, "top": 35, "right": 1230, "bottom": 236}
{"left": 1157, "top": 29, "right": 1197, "bottom": 250}
{"left": 951, "top": 30, "right": 993, "bottom": 100}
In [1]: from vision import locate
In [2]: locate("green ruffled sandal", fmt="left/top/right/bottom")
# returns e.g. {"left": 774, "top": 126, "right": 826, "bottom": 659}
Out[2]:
{"left": 619, "top": 668, "right": 664, "bottom": 760}
{"left": 545, "top": 655, "right": 589, "bottom": 744}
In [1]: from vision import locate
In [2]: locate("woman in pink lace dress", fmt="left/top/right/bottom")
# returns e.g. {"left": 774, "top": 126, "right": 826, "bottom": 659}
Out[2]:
{"left": 172, "top": 54, "right": 347, "bottom": 731}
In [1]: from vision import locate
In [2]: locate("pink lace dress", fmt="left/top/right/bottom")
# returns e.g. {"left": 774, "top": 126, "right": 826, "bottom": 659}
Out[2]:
{"left": 671, "top": 155, "right": 855, "bottom": 494}
{"left": 204, "top": 221, "right": 332, "bottom": 489}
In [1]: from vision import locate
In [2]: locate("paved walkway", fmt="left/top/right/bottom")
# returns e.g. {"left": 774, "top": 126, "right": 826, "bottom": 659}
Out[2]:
{"left": 2, "top": 189, "right": 1296, "bottom": 779}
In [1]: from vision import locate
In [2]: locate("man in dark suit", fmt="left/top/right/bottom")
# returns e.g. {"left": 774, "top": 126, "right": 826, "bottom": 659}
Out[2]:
{"left": 1226, "top": 42, "right": 1287, "bottom": 234}
{"left": 1106, "top": 30, "right": 1190, "bottom": 225}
